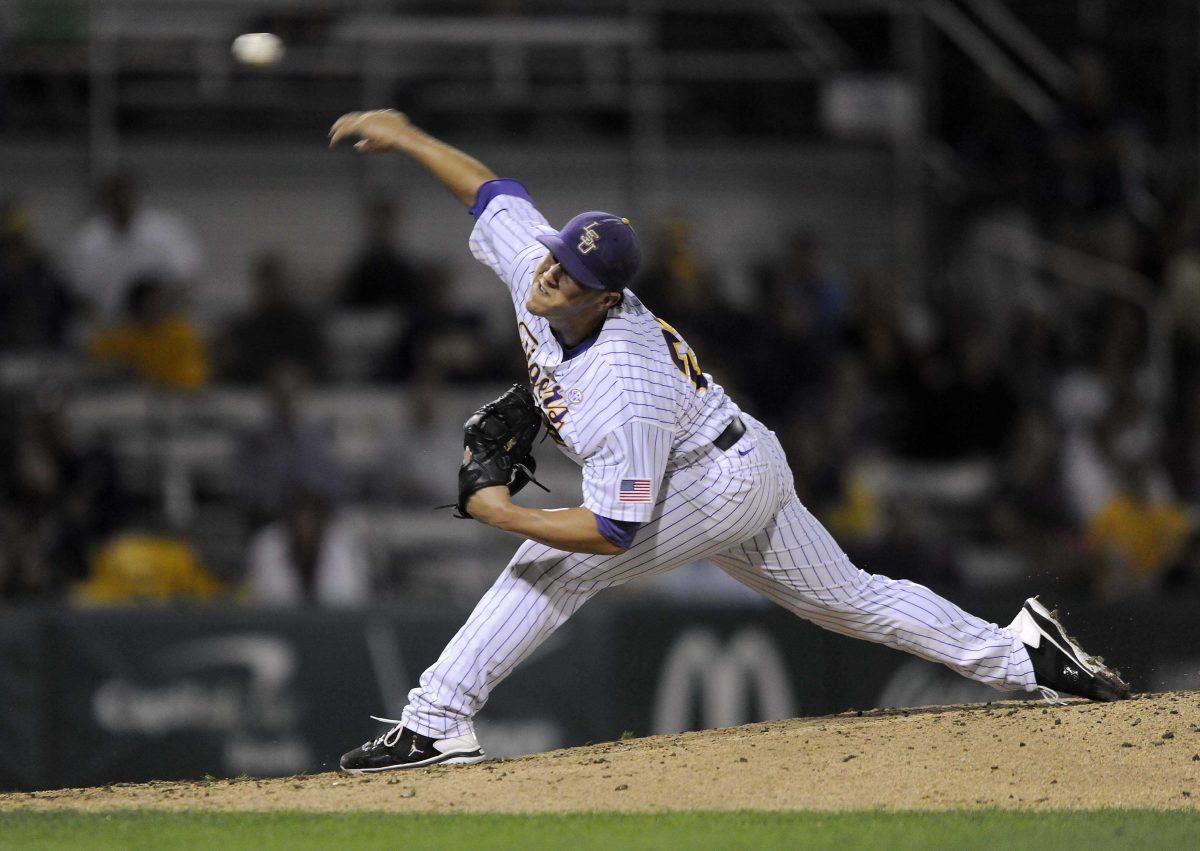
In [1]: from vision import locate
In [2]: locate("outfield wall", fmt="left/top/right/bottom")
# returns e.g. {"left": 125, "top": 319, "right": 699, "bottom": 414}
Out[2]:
{"left": 0, "top": 597, "right": 1192, "bottom": 792}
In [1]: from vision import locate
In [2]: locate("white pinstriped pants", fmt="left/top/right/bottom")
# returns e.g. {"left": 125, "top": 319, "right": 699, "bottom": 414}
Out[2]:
{"left": 402, "top": 415, "right": 1037, "bottom": 738}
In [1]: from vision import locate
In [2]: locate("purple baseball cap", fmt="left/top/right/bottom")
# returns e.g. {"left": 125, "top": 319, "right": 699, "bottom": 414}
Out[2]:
{"left": 535, "top": 211, "right": 641, "bottom": 292}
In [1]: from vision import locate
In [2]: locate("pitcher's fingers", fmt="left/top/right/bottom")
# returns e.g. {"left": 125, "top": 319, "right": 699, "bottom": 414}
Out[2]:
{"left": 328, "top": 123, "right": 359, "bottom": 149}
{"left": 328, "top": 111, "right": 361, "bottom": 135}
{"left": 327, "top": 113, "right": 362, "bottom": 146}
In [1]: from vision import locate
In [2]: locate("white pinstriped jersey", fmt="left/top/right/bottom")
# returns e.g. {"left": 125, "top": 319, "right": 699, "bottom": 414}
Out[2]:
{"left": 468, "top": 191, "right": 742, "bottom": 523}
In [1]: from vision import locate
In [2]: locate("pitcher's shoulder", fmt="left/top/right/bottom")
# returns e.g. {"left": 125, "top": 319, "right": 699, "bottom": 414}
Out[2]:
{"left": 591, "top": 314, "right": 674, "bottom": 377}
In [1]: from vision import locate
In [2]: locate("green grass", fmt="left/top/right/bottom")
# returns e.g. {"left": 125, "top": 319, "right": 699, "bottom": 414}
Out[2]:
{"left": 0, "top": 810, "right": 1197, "bottom": 850}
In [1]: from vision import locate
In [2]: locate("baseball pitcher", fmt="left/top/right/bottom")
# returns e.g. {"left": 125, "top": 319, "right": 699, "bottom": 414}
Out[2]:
{"left": 328, "top": 110, "right": 1129, "bottom": 772}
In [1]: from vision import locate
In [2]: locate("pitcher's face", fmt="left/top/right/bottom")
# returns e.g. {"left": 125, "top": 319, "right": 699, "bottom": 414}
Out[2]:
{"left": 526, "top": 251, "right": 611, "bottom": 321}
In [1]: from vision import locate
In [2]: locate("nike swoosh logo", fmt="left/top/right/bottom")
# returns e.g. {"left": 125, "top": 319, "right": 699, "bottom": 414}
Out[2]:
{"left": 1025, "top": 606, "right": 1093, "bottom": 673}
{"left": 737, "top": 448, "right": 753, "bottom": 456}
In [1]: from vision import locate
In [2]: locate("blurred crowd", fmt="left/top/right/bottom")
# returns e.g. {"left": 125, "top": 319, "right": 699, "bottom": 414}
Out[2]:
{"left": 2, "top": 47, "right": 1199, "bottom": 608}
{"left": 0, "top": 172, "right": 520, "bottom": 607}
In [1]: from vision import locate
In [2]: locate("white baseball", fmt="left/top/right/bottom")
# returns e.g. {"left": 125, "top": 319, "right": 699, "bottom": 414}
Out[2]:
{"left": 231, "top": 32, "right": 284, "bottom": 66}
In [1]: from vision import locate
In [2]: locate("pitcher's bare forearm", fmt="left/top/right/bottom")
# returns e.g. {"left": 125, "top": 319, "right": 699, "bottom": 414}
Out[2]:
{"left": 465, "top": 486, "right": 624, "bottom": 555}
{"left": 329, "top": 109, "right": 496, "bottom": 206}
{"left": 392, "top": 126, "right": 497, "bottom": 206}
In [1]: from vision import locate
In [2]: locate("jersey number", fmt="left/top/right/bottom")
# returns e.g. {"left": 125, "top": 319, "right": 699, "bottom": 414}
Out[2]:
{"left": 656, "top": 318, "right": 708, "bottom": 392}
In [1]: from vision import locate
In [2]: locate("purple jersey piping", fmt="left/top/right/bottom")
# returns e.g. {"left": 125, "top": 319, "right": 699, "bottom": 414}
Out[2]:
{"left": 557, "top": 323, "right": 603, "bottom": 360}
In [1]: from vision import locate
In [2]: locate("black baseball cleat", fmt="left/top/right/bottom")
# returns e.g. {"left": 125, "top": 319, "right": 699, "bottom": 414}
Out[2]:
{"left": 1008, "top": 597, "right": 1131, "bottom": 702}
{"left": 339, "top": 716, "right": 487, "bottom": 774}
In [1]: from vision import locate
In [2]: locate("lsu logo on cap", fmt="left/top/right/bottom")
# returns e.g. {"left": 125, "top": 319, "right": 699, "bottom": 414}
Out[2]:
{"left": 577, "top": 222, "right": 601, "bottom": 254}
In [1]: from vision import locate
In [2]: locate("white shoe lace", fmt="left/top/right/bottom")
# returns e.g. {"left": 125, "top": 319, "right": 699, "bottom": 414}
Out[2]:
{"left": 366, "top": 715, "right": 406, "bottom": 748}
{"left": 1037, "top": 686, "right": 1066, "bottom": 706}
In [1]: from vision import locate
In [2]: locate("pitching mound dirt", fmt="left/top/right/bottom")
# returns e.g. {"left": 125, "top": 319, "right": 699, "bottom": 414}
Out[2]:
{"left": 4, "top": 692, "right": 1198, "bottom": 813}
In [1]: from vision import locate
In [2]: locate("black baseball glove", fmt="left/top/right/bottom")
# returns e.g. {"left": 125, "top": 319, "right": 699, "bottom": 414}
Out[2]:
{"left": 451, "top": 383, "right": 548, "bottom": 519}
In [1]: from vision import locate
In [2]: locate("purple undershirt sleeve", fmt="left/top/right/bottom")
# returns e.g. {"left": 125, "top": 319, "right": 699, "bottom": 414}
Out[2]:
{"left": 469, "top": 178, "right": 534, "bottom": 218}
{"left": 594, "top": 514, "right": 642, "bottom": 550}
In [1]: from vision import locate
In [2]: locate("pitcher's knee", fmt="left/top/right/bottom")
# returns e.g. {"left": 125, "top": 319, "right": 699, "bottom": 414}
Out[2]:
{"left": 788, "top": 557, "right": 874, "bottom": 603}
{"left": 508, "top": 559, "right": 600, "bottom": 598}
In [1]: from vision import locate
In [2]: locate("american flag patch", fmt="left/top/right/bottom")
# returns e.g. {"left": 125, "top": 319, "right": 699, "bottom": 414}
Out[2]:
{"left": 619, "top": 479, "right": 653, "bottom": 503}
